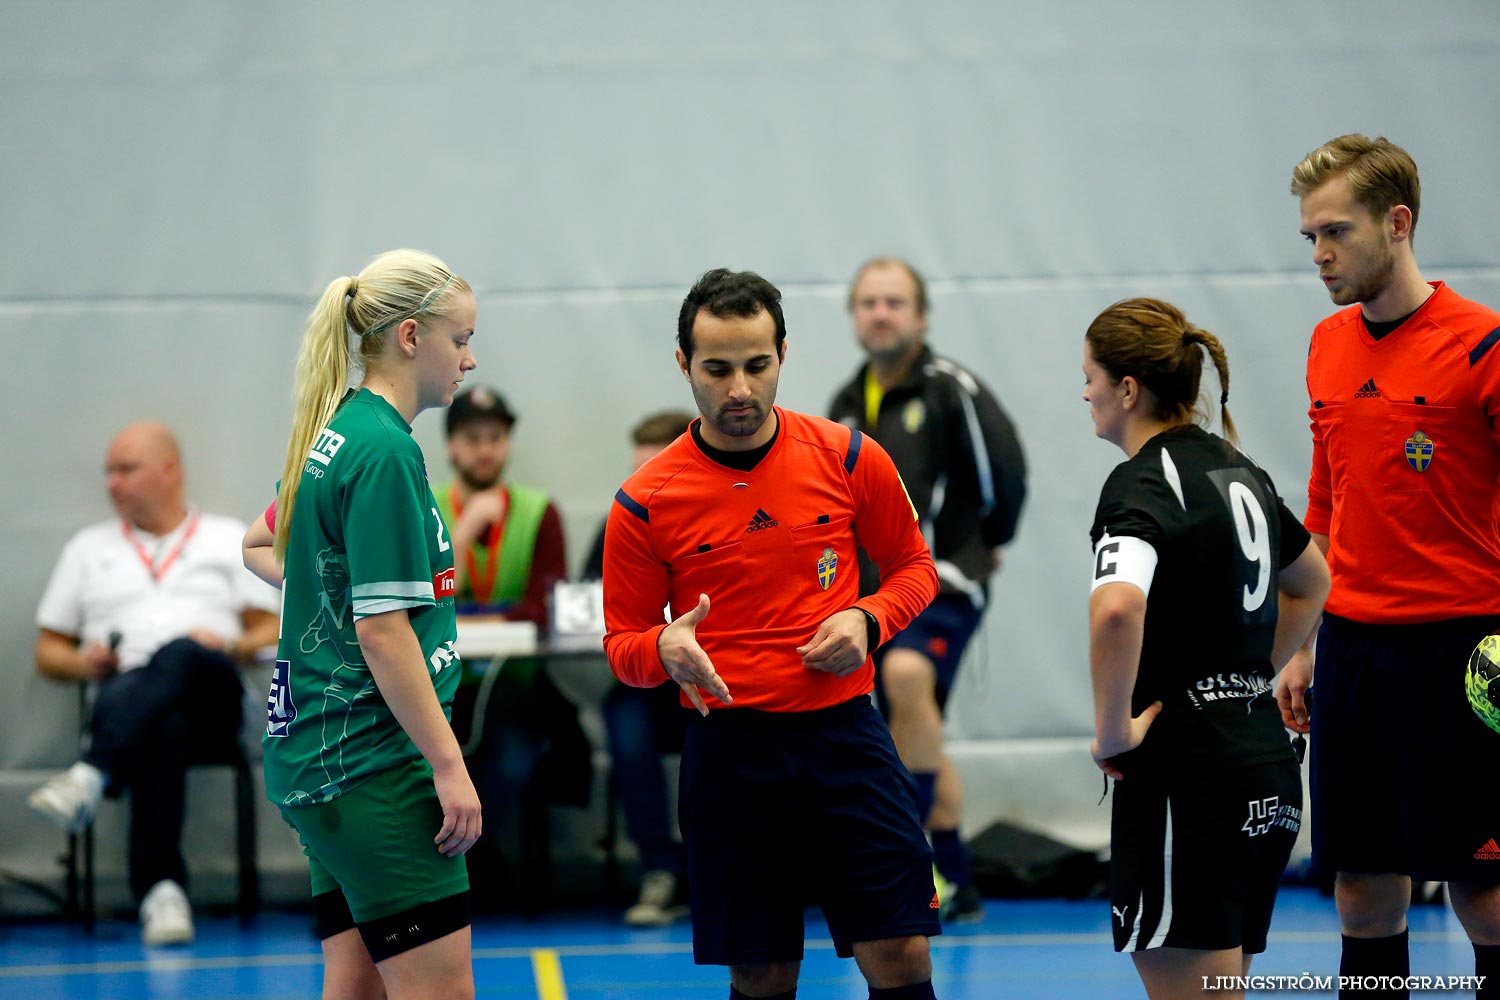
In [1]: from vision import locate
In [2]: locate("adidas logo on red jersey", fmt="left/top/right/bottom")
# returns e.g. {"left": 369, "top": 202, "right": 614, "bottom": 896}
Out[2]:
{"left": 746, "top": 508, "right": 779, "bottom": 533}
{"left": 1354, "top": 378, "right": 1381, "bottom": 398}
{"left": 1474, "top": 838, "right": 1500, "bottom": 860}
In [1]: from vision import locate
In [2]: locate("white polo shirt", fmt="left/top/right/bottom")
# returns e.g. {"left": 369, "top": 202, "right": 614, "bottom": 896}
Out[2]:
{"left": 36, "top": 508, "right": 280, "bottom": 671}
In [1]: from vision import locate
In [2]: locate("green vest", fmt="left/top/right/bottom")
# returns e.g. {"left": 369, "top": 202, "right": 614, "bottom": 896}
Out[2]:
{"left": 434, "top": 481, "right": 549, "bottom": 610}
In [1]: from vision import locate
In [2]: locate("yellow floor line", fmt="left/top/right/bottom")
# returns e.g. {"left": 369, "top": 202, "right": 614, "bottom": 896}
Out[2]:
{"left": 531, "top": 947, "right": 568, "bottom": 1000}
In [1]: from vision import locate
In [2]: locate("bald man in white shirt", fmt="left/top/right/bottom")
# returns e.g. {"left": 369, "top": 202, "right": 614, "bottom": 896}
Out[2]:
{"left": 28, "top": 422, "right": 279, "bottom": 946}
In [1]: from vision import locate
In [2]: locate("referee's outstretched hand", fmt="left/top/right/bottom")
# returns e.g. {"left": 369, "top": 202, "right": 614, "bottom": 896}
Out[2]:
{"left": 658, "top": 593, "right": 732, "bottom": 716}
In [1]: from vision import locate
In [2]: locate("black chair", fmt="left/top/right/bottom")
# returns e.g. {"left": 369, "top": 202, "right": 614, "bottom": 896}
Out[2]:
{"left": 60, "top": 685, "right": 258, "bottom": 931}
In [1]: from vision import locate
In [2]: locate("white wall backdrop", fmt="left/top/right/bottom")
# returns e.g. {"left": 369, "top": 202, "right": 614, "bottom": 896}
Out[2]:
{"left": 3, "top": 0, "right": 1499, "bottom": 770}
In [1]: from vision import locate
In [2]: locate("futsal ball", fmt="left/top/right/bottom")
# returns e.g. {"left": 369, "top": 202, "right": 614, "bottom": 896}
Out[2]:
{"left": 1464, "top": 635, "right": 1500, "bottom": 734}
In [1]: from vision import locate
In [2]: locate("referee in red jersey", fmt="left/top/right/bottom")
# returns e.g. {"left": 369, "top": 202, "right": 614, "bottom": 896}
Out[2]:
{"left": 603, "top": 269, "right": 942, "bottom": 1000}
{"left": 1284, "top": 134, "right": 1500, "bottom": 998}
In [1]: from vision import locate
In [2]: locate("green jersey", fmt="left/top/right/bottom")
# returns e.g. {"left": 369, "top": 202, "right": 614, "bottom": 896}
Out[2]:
{"left": 264, "top": 388, "right": 460, "bottom": 807}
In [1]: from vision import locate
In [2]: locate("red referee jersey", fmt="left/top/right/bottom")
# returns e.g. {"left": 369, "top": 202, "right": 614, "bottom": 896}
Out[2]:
{"left": 603, "top": 407, "right": 938, "bottom": 712}
{"left": 1306, "top": 281, "right": 1500, "bottom": 623}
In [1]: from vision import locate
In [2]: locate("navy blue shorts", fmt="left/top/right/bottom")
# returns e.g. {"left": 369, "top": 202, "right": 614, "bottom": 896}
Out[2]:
{"left": 873, "top": 594, "right": 983, "bottom": 714}
{"left": 679, "top": 697, "right": 941, "bottom": 965}
{"left": 1311, "top": 613, "right": 1500, "bottom": 881}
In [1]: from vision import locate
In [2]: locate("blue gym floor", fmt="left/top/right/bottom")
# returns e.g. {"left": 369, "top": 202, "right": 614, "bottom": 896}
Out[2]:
{"left": 0, "top": 888, "right": 1481, "bottom": 999}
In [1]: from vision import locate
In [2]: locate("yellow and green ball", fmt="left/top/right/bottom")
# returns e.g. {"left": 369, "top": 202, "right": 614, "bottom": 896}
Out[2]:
{"left": 1465, "top": 635, "right": 1500, "bottom": 734}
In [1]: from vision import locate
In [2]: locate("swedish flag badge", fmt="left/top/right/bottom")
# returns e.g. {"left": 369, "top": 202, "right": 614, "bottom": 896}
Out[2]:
{"left": 817, "top": 547, "right": 838, "bottom": 590}
{"left": 1404, "top": 430, "right": 1434, "bottom": 472}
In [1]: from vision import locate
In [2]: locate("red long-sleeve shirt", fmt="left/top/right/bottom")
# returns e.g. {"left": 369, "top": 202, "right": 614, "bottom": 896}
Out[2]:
{"left": 603, "top": 407, "right": 938, "bottom": 712}
{"left": 1306, "top": 281, "right": 1500, "bottom": 623}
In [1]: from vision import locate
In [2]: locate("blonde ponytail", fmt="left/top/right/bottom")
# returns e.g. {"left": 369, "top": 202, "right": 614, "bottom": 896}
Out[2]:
{"left": 273, "top": 276, "right": 356, "bottom": 561}
{"left": 273, "top": 249, "right": 472, "bottom": 563}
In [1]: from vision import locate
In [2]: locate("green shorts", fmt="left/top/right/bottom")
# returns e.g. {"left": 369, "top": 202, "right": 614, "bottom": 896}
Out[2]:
{"left": 280, "top": 756, "right": 469, "bottom": 923}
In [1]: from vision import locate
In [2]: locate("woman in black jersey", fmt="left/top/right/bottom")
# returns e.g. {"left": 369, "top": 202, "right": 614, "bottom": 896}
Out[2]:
{"left": 1083, "top": 298, "right": 1330, "bottom": 999}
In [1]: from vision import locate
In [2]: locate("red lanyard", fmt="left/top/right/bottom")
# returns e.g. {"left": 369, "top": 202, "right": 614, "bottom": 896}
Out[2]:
{"left": 448, "top": 485, "right": 507, "bottom": 606}
{"left": 122, "top": 511, "right": 200, "bottom": 583}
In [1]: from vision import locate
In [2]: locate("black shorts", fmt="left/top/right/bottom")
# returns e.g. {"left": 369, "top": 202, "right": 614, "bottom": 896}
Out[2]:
{"left": 312, "top": 887, "right": 471, "bottom": 963}
{"left": 680, "top": 697, "right": 941, "bottom": 965}
{"left": 874, "top": 594, "right": 983, "bottom": 713}
{"left": 1110, "top": 759, "right": 1301, "bottom": 955}
{"left": 1310, "top": 613, "right": 1500, "bottom": 881}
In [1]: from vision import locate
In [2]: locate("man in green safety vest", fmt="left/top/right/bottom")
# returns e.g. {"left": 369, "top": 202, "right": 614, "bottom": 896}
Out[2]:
{"left": 435, "top": 386, "right": 588, "bottom": 913}
{"left": 433, "top": 386, "right": 567, "bottom": 627}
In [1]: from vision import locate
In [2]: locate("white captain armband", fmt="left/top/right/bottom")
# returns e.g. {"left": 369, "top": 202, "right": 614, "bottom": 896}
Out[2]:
{"left": 1091, "top": 534, "right": 1157, "bottom": 595}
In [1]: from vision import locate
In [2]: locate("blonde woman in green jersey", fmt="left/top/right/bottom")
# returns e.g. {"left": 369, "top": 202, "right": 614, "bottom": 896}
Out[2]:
{"left": 265, "top": 249, "right": 480, "bottom": 1000}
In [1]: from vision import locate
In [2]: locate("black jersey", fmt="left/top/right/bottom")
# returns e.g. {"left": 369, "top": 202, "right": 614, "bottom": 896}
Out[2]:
{"left": 1090, "top": 425, "right": 1310, "bottom": 770}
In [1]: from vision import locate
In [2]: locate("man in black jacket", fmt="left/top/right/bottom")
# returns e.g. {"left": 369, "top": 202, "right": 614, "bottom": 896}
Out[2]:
{"left": 830, "top": 257, "right": 1027, "bottom": 922}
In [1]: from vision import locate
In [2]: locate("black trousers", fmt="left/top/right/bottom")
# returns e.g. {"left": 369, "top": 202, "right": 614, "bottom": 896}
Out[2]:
{"left": 82, "top": 637, "right": 244, "bottom": 902}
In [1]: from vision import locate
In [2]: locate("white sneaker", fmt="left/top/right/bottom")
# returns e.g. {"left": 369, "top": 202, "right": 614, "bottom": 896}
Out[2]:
{"left": 140, "top": 880, "right": 195, "bottom": 947}
{"left": 28, "top": 763, "right": 105, "bottom": 833}
{"left": 623, "top": 869, "right": 689, "bottom": 927}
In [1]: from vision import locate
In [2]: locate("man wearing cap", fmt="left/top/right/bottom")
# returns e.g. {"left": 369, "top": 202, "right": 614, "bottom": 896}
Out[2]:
{"left": 434, "top": 388, "right": 583, "bottom": 910}
{"left": 433, "top": 386, "right": 567, "bottom": 628}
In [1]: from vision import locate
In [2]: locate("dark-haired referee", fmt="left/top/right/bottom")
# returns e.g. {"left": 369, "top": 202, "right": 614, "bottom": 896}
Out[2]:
{"left": 604, "top": 269, "right": 942, "bottom": 1000}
